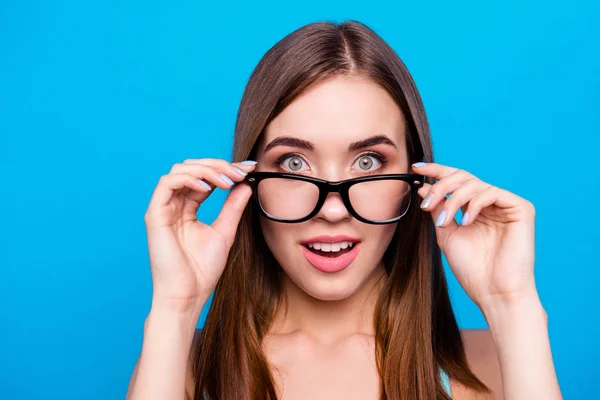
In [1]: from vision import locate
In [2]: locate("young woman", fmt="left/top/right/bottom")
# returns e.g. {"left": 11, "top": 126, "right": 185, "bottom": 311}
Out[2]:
{"left": 127, "top": 21, "right": 562, "bottom": 399}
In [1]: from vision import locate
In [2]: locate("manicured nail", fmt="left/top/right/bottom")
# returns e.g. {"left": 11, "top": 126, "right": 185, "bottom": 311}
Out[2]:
{"left": 198, "top": 180, "right": 211, "bottom": 190}
{"left": 436, "top": 210, "right": 447, "bottom": 227}
{"left": 240, "top": 160, "right": 257, "bottom": 165}
{"left": 233, "top": 166, "right": 247, "bottom": 176}
{"left": 219, "top": 174, "right": 234, "bottom": 186}
{"left": 412, "top": 162, "right": 426, "bottom": 168}
{"left": 420, "top": 193, "right": 433, "bottom": 209}
{"left": 461, "top": 211, "right": 470, "bottom": 225}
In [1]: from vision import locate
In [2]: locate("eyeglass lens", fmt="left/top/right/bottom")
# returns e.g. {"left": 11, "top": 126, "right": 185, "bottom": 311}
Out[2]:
{"left": 257, "top": 177, "right": 412, "bottom": 222}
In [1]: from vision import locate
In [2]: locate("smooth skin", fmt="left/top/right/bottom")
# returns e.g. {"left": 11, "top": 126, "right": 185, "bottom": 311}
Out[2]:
{"left": 129, "top": 159, "right": 255, "bottom": 400}
{"left": 144, "top": 158, "right": 255, "bottom": 312}
{"left": 413, "top": 162, "right": 561, "bottom": 399}
{"left": 126, "top": 74, "right": 562, "bottom": 400}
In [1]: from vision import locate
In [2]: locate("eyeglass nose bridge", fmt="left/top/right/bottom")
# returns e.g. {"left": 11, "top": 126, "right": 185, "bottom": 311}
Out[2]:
{"left": 310, "top": 180, "right": 354, "bottom": 218}
{"left": 320, "top": 179, "right": 346, "bottom": 193}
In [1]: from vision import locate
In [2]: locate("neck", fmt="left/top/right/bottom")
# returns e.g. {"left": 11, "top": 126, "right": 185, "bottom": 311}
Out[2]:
{"left": 269, "top": 264, "right": 387, "bottom": 343}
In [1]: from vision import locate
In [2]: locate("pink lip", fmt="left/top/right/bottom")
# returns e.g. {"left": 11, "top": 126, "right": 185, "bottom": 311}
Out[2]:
{"left": 301, "top": 234, "right": 361, "bottom": 245}
{"left": 301, "top": 242, "right": 361, "bottom": 273}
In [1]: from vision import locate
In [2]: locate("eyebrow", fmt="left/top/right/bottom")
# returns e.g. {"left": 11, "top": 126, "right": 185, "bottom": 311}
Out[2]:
{"left": 348, "top": 134, "right": 398, "bottom": 151}
{"left": 263, "top": 134, "right": 398, "bottom": 153}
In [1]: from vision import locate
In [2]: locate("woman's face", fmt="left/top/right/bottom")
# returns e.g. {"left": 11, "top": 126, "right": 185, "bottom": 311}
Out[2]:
{"left": 254, "top": 74, "right": 410, "bottom": 301}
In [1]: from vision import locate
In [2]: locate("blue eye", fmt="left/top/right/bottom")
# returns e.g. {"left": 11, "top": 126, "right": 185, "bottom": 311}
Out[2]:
{"left": 273, "top": 152, "right": 388, "bottom": 174}
{"left": 279, "top": 154, "right": 308, "bottom": 172}
{"left": 353, "top": 153, "right": 385, "bottom": 172}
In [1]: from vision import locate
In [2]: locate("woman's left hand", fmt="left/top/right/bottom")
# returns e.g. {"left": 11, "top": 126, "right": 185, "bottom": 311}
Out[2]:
{"left": 412, "top": 162, "right": 538, "bottom": 311}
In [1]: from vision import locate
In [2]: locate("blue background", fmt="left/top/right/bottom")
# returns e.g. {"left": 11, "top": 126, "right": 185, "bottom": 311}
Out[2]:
{"left": 1, "top": 1, "right": 598, "bottom": 398}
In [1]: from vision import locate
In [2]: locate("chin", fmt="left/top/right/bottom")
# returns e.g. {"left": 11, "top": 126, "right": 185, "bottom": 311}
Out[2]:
{"left": 284, "top": 259, "right": 373, "bottom": 302}
{"left": 297, "top": 279, "right": 361, "bottom": 302}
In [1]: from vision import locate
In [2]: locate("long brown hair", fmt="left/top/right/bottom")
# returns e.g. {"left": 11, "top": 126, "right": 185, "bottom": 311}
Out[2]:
{"left": 192, "top": 20, "right": 491, "bottom": 400}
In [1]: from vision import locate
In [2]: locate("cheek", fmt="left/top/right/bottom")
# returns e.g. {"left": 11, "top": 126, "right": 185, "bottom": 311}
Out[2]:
{"left": 259, "top": 218, "right": 278, "bottom": 250}
{"left": 363, "top": 224, "right": 397, "bottom": 255}
{"left": 259, "top": 217, "right": 298, "bottom": 258}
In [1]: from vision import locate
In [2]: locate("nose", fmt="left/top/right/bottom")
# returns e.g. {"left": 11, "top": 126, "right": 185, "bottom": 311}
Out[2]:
{"left": 313, "top": 191, "right": 352, "bottom": 223}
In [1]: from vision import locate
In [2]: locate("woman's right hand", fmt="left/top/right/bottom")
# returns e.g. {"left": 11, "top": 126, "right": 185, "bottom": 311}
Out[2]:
{"left": 143, "top": 158, "right": 256, "bottom": 314}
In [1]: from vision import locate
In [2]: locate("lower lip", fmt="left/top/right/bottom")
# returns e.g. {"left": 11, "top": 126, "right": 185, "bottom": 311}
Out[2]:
{"left": 301, "top": 243, "right": 360, "bottom": 273}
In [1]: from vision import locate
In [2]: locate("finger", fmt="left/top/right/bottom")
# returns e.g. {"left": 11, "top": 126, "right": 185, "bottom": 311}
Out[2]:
{"left": 211, "top": 182, "right": 253, "bottom": 247}
{"left": 439, "top": 178, "right": 490, "bottom": 227}
{"left": 411, "top": 161, "right": 460, "bottom": 180}
{"left": 417, "top": 182, "right": 432, "bottom": 199}
{"left": 149, "top": 163, "right": 242, "bottom": 210}
{"left": 418, "top": 183, "right": 461, "bottom": 212}
{"left": 417, "top": 169, "right": 477, "bottom": 211}
{"left": 171, "top": 163, "right": 244, "bottom": 191}
{"left": 463, "top": 186, "right": 533, "bottom": 225}
{"left": 181, "top": 158, "right": 257, "bottom": 176}
{"left": 416, "top": 182, "right": 459, "bottom": 235}
{"left": 428, "top": 195, "right": 459, "bottom": 240}
{"left": 173, "top": 162, "right": 252, "bottom": 200}
{"left": 147, "top": 173, "right": 214, "bottom": 214}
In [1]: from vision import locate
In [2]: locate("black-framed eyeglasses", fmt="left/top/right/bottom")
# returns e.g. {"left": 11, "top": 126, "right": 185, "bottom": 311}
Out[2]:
{"left": 243, "top": 171, "right": 425, "bottom": 224}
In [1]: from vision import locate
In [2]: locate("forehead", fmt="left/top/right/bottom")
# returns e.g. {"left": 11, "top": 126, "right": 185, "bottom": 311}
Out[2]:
{"left": 259, "top": 74, "right": 407, "bottom": 149}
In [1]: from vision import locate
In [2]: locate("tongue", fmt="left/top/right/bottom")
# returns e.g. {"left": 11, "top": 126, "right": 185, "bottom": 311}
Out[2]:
{"left": 308, "top": 246, "right": 352, "bottom": 258}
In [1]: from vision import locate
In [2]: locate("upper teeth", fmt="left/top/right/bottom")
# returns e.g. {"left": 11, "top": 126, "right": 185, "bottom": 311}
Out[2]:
{"left": 307, "top": 242, "right": 355, "bottom": 252}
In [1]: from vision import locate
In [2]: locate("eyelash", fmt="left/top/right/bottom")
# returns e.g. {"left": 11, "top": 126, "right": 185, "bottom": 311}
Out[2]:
{"left": 272, "top": 151, "right": 389, "bottom": 174}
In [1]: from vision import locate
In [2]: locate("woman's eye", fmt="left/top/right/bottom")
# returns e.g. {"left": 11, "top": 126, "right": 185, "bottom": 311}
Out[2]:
{"left": 281, "top": 155, "right": 307, "bottom": 172}
{"left": 353, "top": 155, "right": 382, "bottom": 171}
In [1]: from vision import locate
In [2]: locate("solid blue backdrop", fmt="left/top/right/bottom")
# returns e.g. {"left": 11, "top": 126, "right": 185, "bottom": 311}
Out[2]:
{"left": 1, "top": 0, "right": 598, "bottom": 398}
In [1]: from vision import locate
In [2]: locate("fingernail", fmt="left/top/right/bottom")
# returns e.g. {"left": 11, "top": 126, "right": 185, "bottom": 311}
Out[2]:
{"left": 461, "top": 211, "right": 470, "bottom": 225}
{"left": 412, "top": 162, "right": 426, "bottom": 168}
{"left": 233, "top": 166, "right": 247, "bottom": 176}
{"left": 436, "top": 210, "right": 447, "bottom": 227}
{"left": 240, "top": 160, "right": 257, "bottom": 165}
{"left": 219, "top": 174, "right": 234, "bottom": 186}
{"left": 198, "top": 180, "right": 211, "bottom": 190}
{"left": 420, "top": 193, "right": 433, "bottom": 209}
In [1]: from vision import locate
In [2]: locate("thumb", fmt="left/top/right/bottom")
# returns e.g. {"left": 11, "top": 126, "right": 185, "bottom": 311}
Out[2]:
{"left": 211, "top": 182, "right": 253, "bottom": 247}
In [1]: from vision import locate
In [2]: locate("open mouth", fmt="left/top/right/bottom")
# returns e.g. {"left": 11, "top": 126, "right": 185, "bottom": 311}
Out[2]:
{"left": 300, "top": 235, "right": 361, "bottom": 273}
{"left": 301, "top": 241, "right": 360, "bottom": 273}
{"left": 304, "top": 242, "right": 355, "bottom": 258}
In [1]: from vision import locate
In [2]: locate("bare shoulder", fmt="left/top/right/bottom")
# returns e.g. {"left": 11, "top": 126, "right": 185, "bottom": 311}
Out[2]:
{"left": 185, "top": 328, "right": 203, "bottom": 400}
{"left": 450, "top": 329, "right": 504, "bottom": 399}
